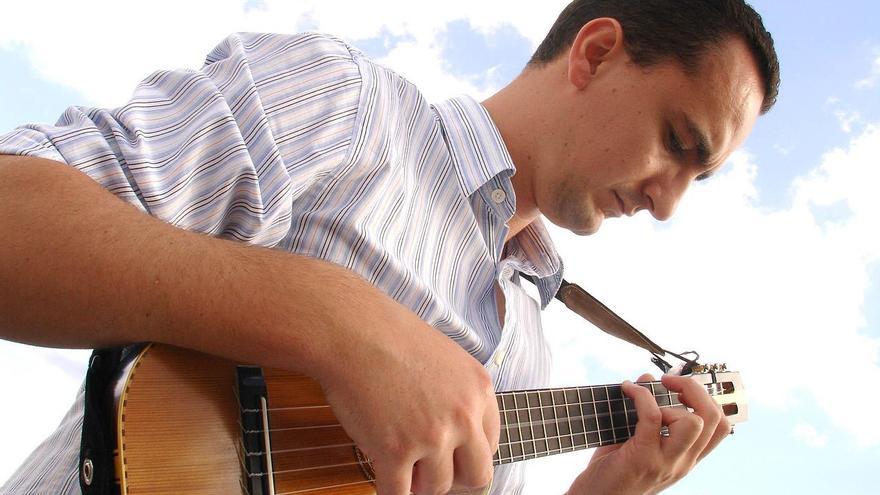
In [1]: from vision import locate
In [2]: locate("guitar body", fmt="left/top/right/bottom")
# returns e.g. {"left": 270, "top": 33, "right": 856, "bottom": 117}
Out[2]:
{"left": 108, "top": 344, "right": 744, "bottom": 494}
{"left": 114, "top": 344, "right": 376, "bottom": 495}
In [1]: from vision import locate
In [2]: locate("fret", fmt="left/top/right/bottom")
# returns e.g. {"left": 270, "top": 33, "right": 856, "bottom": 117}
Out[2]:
{"left": 581, "top": 386, "right": 600, "bottom": 447}
{"left": 593, "top": 386, "right": 612, "bottom": 446}
{"left": 529, "top": 391, "right": 549, "bottom": 457}
{"left": 514, "top": 392, "right": 535, "bottom": 457}
{"left": 623, "top": 394, "right": 636, "bottom": 439}
{"left": 498, "top": 421, "right": 648, "bottom": 461}
{"left": 502, "top": 393, "right": 523, "bottom": 460}
{"left": 550, "top": 389, "right": 572, "bottom": 451}
{"left": 652, "top": 382, "right": 671, "bottom": 407}
{"left": 568, "top": 388, "right": 588, "bottom": 448}
{"left": 496, "top": 394, "right": 512, "bottom": 464}
{"left": 492, "top": 380, "right": 697, "bottom": 465}
{"left": 540, "top": 391, "right": 561, "bottom": 453}
{"left": 608, "top": 385, "right": 629, "bottom": 442}
{"left": 605, "top": 385, "right": 618, "bottom": 444}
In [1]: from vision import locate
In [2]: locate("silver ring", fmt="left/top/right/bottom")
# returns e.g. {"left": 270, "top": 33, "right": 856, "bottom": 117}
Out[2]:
{"left": 660, "top": 426, "right": 670, "bottom": 438}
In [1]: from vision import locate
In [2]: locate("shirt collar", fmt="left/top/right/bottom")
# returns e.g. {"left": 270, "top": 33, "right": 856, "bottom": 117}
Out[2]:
{"left": 433, "top": 95, "right": 564, "bottom": 308}
{"left": 432, "top": 95, "right": 515, "bottom": 198}
{"left": 506, "top": 219, "right": 565, "bottom": 308}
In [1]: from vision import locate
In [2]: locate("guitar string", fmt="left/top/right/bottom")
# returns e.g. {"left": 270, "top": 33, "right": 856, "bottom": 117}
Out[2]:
{"left": 244, "top": 401, "right": 685, "bottom": 455}
{"left": 243, "top": 403, "right": 687, "bottom": 479}
{"left": 242, "top": 392, "right": 683, "bottom": 433}
{"left": 245, "top": 385, "right": 684, "bottom": 413}
{"left": 238, "top": 384, "right": 702, "bottom": 482}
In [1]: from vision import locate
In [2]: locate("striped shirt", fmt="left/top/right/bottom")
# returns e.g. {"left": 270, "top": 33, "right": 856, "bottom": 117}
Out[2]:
{"left": 0, "top": 32, "right": 563, "bottom": 495}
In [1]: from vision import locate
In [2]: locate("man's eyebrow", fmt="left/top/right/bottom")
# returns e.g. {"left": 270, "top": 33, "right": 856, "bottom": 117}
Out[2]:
{"left": 684, "top": 115, "right": 713, "bottom": 167}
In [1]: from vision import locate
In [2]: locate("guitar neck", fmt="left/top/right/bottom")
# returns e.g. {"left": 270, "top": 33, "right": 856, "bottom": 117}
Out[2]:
{"left": 493, "top": 381, "right": 682, "bottom": 465}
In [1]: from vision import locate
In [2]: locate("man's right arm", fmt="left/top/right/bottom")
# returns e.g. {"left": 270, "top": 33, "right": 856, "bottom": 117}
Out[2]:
{"left": 0, "top": 155, "right": 498, "bottom": 494}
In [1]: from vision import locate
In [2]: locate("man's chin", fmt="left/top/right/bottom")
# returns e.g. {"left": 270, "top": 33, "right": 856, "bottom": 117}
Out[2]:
{"left": 542, "top": 207, "right": 602, "bottom": 236}
{"left": 570, "top": 219, "right": 601, "bottom": 236}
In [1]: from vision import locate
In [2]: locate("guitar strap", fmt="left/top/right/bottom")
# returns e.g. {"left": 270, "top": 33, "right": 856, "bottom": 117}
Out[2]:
{"left": 523, "top": 275, "right": 698, "bottom": 374}
{"left": 79, "top": 344, "right": 146, "bottom": 495}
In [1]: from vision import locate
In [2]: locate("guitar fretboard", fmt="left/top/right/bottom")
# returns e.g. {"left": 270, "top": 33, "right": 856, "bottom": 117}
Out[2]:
{"left": 493, "top": 382, "right": 683, "bottom": 465}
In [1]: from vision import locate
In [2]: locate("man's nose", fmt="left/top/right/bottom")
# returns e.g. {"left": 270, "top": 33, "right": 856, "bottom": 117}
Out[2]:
{"left": 645, "top": 169, "right": 692, "bottom": 221}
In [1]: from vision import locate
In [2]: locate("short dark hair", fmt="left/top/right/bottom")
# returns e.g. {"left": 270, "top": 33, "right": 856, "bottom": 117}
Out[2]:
{"left": 530, "top": 0, "right": 780, "bottom": 114}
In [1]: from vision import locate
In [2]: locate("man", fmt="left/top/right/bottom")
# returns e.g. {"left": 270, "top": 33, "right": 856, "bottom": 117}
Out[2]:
{"left": 0, "top": 0, "right": 778, "bottom": 493}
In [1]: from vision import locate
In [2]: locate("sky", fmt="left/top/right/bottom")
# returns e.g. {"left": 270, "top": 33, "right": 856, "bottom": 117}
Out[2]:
{"left": 1, "top": 1, "right": 878, "bottom": 493}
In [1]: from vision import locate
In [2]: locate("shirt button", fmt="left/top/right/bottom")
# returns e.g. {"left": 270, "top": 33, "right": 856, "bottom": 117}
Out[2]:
{"left": 494, "top": 349, "right": 506, "bottom": 366}
{"left": 490, "top": 189, "right": 506, "bottom": 204}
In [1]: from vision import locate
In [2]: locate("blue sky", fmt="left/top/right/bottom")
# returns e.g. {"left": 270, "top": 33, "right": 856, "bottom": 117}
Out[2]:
{"left": 1, "top": 1, "right": 878, "bottom": 493}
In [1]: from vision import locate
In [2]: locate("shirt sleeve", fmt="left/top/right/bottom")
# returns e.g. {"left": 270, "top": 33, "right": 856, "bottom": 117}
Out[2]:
{"left": 0, "top": 32, "right": 363, "bottom": 247}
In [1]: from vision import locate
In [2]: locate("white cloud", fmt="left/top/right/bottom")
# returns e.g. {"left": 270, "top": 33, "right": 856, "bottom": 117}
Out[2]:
{"left": 4, "top": 1, "right": 880, "bottom": 490}
{"left": 0, "top": 0, "right": 570, "bottom": 484}
{"left": 793, "top": 422, "right": 829, "bottom": 448}
{"left": 543, "top": 124, "right": 880, "bottom": 449}
{"left": 0, "top": 342, "right": 89, "bottom": 483}
{"left": 773, "top": 143, "right": 793, "bottom": 155}
{"left": 855, "top": 55, "right": 880, "bottom": 89}
{"left": 834, "top": 110, "right": 862, "bottom": 134}
{"left": 0, "top": 0, "right": 567, "bottom": 107}
{"left": 375, "top": 38, "right": 491, "bottom": 102}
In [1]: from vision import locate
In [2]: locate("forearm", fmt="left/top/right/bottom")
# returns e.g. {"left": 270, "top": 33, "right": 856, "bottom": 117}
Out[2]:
{"left": 0, "top": 155, "right": 396, "bottom": 378}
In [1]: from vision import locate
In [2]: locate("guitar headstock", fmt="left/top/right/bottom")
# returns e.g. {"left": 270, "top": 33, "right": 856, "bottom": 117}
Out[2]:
{"left": 686, "top": 364, "right": 748, "bottom": 426}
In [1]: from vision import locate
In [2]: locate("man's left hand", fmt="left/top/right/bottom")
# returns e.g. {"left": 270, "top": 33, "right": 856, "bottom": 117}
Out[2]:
{"left": 565, "top": 372, "right": 731, "bottom": 495}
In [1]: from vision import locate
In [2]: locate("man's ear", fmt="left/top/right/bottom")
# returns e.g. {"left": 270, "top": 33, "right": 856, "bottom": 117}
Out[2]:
{"left": 567, "top": 17, "right": 625, "bottom": 90}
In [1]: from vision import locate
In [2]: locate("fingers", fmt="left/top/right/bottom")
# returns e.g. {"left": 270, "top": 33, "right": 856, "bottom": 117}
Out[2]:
{"left": 621, "top": 379, "right": 662, "bottom": 449}
{"left": 483, "top": 391, "right": 501, "bottom": 456}
{"left": 452, "top": 441, "right": 494, "bottom": 492}
{"left": 661, "top": 374, "right": 726, "bottom": 462}
{"left": 636, "top": 373, "right": 656, "bottom": 383}
{"left": 374, "top": 459, "right": 414, "bottom": 495}
{"left": 378, "top": 385, "right": 496, "bottom": 495}
{"left": 412, "top": 454, "right": 454, "bottom": 495}
{"left": 384, "top": 432, "right": 494, "bottom": 495}
{"left": 657, "top": 404, "right": 702, "bottom": 458}
{"left": 623, "top": 373, "right": 659, "bottom": 446}
{"left": 697, "top": 414, "right": 731, "bottom": 462}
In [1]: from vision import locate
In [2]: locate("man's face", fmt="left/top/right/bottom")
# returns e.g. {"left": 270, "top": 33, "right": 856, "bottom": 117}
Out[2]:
{"left": 536, "top": 36, "right": 765, "bottom": 235}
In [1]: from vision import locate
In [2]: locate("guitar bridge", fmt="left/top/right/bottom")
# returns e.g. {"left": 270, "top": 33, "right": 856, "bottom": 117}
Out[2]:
{"left": 238, "top": 366, "right": 275, "bottom": 495}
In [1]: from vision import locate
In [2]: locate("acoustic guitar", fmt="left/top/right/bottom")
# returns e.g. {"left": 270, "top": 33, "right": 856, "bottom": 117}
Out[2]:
{"left": 90, "top": 343, "right": 746, "bottom": 494}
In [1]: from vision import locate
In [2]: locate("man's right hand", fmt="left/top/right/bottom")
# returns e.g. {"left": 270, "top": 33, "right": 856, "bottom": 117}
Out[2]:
{"left": 312, "top": 299, "right": 500, "bottom": 495}
{"left": 0, "top": 156, "right": 499, "bottom": 495}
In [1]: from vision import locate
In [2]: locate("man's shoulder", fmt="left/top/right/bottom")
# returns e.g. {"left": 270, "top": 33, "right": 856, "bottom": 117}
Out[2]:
{"left": 204, "top": 32, "right": 364, "bottom": 72}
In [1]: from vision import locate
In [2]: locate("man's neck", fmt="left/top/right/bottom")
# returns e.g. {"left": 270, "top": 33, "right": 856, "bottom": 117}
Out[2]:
{"left": 482, "top": 66, "right": 561, "bottom": 241}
